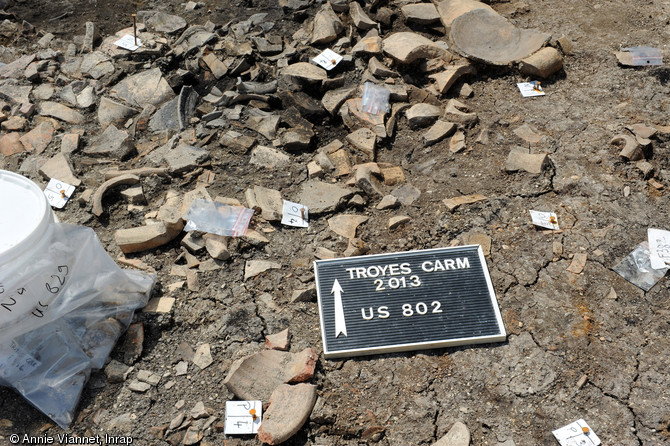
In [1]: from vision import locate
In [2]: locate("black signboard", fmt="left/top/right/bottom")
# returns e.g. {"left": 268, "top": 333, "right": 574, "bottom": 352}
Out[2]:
{"left": 314, "top": 245, "right": 506, "bottom": 358}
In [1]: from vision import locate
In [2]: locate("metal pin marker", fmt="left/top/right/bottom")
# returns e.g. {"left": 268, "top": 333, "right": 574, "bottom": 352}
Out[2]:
{"left": 132, "top": 14, "right": 137, "bottom": 46}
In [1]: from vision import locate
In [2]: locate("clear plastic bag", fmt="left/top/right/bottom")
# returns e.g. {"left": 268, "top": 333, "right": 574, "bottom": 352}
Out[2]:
{"left": 0, "top": 223, "right": 155, "bottom": 428}
{"left": 612, "top": 242, "right": 668, "bottom": 291}
{"left": 184, "top": 199, "right": 254, "bottom": 237}
{"left": 361, "top": 82, "right": 390, "bottom": 115}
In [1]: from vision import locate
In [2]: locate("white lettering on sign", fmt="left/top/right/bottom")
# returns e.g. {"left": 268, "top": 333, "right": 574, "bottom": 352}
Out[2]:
{"left": 421, "top": 257, "right": 470, "bottom": 272}
{"left": 345, "top": 263, "right": 412, "bottom": 279}
{"left": 361, "top": 301, "right": 443, "bottom": 320}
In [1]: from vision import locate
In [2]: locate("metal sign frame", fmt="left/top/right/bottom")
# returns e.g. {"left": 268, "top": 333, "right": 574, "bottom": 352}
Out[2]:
{"left": 314, "top": 245, "right": 506, "bottom": 358}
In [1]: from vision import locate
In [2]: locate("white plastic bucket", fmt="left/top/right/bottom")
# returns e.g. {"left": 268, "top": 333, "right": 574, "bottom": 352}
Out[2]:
{"left": 0, "top": 170, "right": 54, "bottom": 265}
{"left": 0, "top": 170, "right": 55, "bottom": 323}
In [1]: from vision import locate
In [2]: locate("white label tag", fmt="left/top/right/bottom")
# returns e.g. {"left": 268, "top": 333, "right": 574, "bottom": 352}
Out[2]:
{"left": 313, "top": 49, "right": 343, "bottom": 71}
{"left": 114, "top": 34, "right": 142, "bottom": 51}
{"left": 552, "top": 419, "right": 601, "bottom": 446}
{"left": 44, "top": 178, "right": 75, "bottom": 209}
{"left": 281, "top": 200, "right": 309, "bottom": 228}
{"left": 224, "top": 400, "right": 262, "bottom": 434}
{"left": 529, "top": 210, "right": 559, "bottom": 230}
{"left": 517, "top": 81, "right": 545, "bottom": 97}
{"left": 648, "top": 228, "right": 670, "bottom": 269}
{"left": 0, "top": 339, "right": 42, "bottom": 381}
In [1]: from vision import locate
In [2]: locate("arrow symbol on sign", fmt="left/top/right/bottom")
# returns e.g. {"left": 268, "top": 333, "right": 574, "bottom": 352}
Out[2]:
{"left": 331, "top": 279, "right": 347, "bottom": 338}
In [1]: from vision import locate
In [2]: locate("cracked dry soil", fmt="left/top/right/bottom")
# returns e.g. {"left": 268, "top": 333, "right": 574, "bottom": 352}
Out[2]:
{"left": 1, "top": 0, "right": 670, "bottom": 445}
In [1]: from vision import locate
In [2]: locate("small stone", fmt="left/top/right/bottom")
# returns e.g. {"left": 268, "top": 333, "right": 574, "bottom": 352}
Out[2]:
{"left": 315, "top": 247, "right": 337, "bottom": 259}
{"left": 85, "top": 125, "right": 133, "bottom": 160}
{"left": 105, "top": 413, "right": 137, "bottom": 433}
{"left": 406, "top": 103, "right": 442, "bottom": 128}
{"left": 307, "top": 161, "right": 324, "bottom": 178}
{"left": 429, "top": 64, "right": 476, "bottom": 94}
{"left": 296, "top": 180, "right": 353, "bottom": 214}
{"left": 81, "top": 51, "right": 114, "bottom": 79}
{"left": 164, "top": 144, "right": 210, "bottom": 175}
{"left": 552, "top": 241, "right": 563, "bottom": 257}
{"left": 505, "top": 149, "right": 550, "bottom": 174}
{"left": 391, "top": 184, "right": 421, "bottom": 206}
{"left": 128, "top": 380, "right": 152, "bottom": 393}
{"left": 346, "top": 128, "right": 377, "bottom": 160}
{"left": 341, "top": 98, "right": 387, "bottom": 138}
{"left": 137, "top": 370, "right": 161, "bottom": 386}
{"left": 380, "top": 166, "right": 405, "bottom": 186}
{"left": 311, "top": 4, "right": 343, "bottom": 44}
{"left": 352, "top": 35, "right": 383, "bottom": 56}
{"left": 38, "top": 101, "right": 85, "bottom": 124}
{"left": 143, "top": 297, "right": 176, "bottom": 313}
{"left": 20, "top": 121, "right": 54, "bottom": 154}
{"left": 606, "top": 287, "right": 618, "bottom": 300}
{"left": 449, "top": 130, "right": 466, "bottom": 153}
{"left": 146, "top": 11, "right": 187, "bottom": 34}
{"left": 192, "top": 344, "right": 213, "bottom": 369}
{"left": 250, "top": 145, "right": 290, "bottom": 169}
{"left": 377, "top": 194, "right": 399, "bottom": 210}
{"left": 225, "top": 348, "right": 318, "bottom": 401}
{"left": 382, "top": 32, "right": 449, "bottom": 64}
{"left": 169, "top": 412, "right": 185, "bottom": 431}
{"left": 201, "top": 53, "right": 228, "bottom": 79}
{"left": 462, "top": 232, "right": 491, "bottom": 256}
{"left": 567, "top": 253, "right": 587, "bottom": 274}
{"left": 245, "top": 186, "right": 283, "bottom": 221}
{"left": 402, "top": 3, "right": 440, "bottom": 24}
{"left": 291, "top": 286, "right": 316, "bottom": 303}
{"left": 120, "top": 322, "right": 144, "bottom": 365}
{"left": 444, "top": 99, "right": 478, "bottom": 125}
{"left": 0, "top": 132, "right": 28, "bottom": 157}
{"left": 98, "top": 97, "right": 138, "bottom": 129}
{"left": 519, "top": 47, "right": 563, "bottom": 79}
{"left": 433, "top": 421, "right": 470, "bottom": 446}
{"left": 424, "top": 120, "right": 456, "bottom": 146}
{"left": 322, "top": 86, "right": 356, "bottom": 115}
{"left": 175, "top": 361, "right": 188, "bottom": 376}
{"left": 636, "top": 160, "right": 654, "bottom": 179}
{"left": 61, "top": 133, "right": 80, "bottom": 154}
{"left": 2, "top": 116, "right": 26, "bottom": 131}
{"left": 557, "top": 35, "right": 573, "bottom": 55}
{"left": 111, "top": 68, "right": 175, "bottom": 108}
{"left": 204, "top": 234, "right": 230, "bottom": 260}
{"left": 389, "top": 215, "right": 411, "bottom": 229}
{"left": 577, "top": 374, "right": 588, "bottom": 389}
{"left": 350, "top": 2, "right": 377, "bottom": 30}
{"left": 266, "top": 328, "right": 291, "bottom": 351}
{"left": 190, "top": 401, "right": 209, "bottom": 419}
{"left": 105, "top": 360, "right": 132, "bottom": 383}
{"left": 183, "top": 426, "right": 203, "bottom": 445}
{"left": 328, "top": 214, "right": 369, "bottom": 239}
{"left": 513, "top": 123, "right": 543, "bottom": 144}
{"left": 368, "top": 57, "right": 397, "bottom": 78}
{"left": 38, "top": 153, "right": 81, "bottom": 186}
{"left": 280, "top": 62, "right": 327, "bottom": 83}
{"left": 245, "top": 260, "right": 281, "bottom": 280}
{"left": 442, "top": 194, "right": 487, "bottom": 212}
{"left": 257, "top": 384, "right": 318, "bottom": 445}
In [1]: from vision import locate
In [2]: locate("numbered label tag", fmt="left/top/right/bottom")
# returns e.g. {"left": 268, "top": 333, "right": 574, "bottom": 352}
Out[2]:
{"left": 313, "top": 48, "right": 343, "bottom": 71}
{"left": 529, "top": 210, "right": 559, "bottom": 230}
{"left": 552, "top": 419, "right": 601, "bottom": 446}
{"left": 114, "top": 34, "right": 142, "bottom": 51}
{"left": 282, "top": 200, "right": 309, "bottom": 228}
{"left": 648, "top": 228, "right": 670, "bottom": 269}
{"left": 517, "top": 81, "right": 545, "bottom": 97}
{"left": 224, "top": 400, "right": 262, "bottom": 435}
{"left": 44, "top": 179, "right": 75, "bottom": 209}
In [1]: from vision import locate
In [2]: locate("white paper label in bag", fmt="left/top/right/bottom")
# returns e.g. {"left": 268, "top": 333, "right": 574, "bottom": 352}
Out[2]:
{"left": 313, "top": 49, "right": 343, "bottom": 71}
{"left": 529, "top": 210, "right": 559, "bottom": 230}
{"left": 224, "top": 400, "right": 262, "bottom": 434}
{"left": 281, "top": 200, "right": 309, "bottom": 227}
{"left": 44, "top": 178, "right": 75, "bottom": 209}
{"left": 114, "top": 34, "right": 142, "bottom": 51}
{"left": 0, "top": 339, "right": 41, "bottom": 380}
{"left": 648, "top": 228, "right": 670, "bottom": 269}
{"left": 517, "top": 81, "right": 545, "bottom": 97}
{"left": 552, "top": 419, "right": 601, "bottom": 446}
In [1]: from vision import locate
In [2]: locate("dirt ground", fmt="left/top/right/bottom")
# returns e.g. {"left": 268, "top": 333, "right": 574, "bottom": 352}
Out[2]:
{"left": 1, "top": 0, "right": 670, "bottom": 445}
